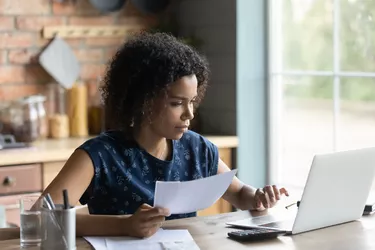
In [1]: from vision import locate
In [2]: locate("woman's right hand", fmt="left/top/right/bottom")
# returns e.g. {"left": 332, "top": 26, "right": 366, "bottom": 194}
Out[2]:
{"left": 125, "top": 203, "right": 170, "bottom": 238}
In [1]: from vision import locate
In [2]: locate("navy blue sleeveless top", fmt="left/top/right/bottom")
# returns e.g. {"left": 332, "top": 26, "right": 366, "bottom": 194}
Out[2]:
{"left": 77, "top": 130, "right": 219, "bottom": 220}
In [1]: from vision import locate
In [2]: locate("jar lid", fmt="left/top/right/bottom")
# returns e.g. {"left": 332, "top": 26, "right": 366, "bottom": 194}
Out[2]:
{"left": 15, "top": 95, "right": 46, "bottom": 105}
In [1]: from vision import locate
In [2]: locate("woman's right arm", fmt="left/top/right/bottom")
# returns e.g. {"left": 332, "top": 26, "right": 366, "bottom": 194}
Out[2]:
{"left": 42, "top": 149, "right": 169, "bottom": 237}
{"left": 42, "top": 149, "right": 127, "bottom": 236}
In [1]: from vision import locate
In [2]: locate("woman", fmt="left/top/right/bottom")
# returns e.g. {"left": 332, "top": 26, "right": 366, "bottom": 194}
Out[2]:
{"left": 42, "top": 32, "right": 289, "bottom": 238}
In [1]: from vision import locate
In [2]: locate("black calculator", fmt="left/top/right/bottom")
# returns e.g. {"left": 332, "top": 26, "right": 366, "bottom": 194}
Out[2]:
{"left": 227, "top": 228, "right": 287, "bottom": 242}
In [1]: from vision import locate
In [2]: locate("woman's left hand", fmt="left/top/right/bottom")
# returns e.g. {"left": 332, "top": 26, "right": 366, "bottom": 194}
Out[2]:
{"left": 254, "top": 185, "right": 289, "bottom": 211}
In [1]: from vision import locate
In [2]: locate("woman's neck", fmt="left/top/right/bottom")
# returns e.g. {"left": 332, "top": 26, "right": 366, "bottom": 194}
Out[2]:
{"left": 133, "top": 127, "right": 168, "bottom": 160}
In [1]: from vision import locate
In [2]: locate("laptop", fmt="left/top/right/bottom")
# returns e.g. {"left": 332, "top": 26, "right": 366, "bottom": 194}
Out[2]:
{"left": 227, "top": 147, "right": 375, "bottom": 235}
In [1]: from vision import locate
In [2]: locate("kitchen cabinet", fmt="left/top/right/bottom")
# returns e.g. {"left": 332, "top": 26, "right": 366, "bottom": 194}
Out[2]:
{"left": 0, "top": 164, "right": 42, "bottom": 195}
{"left": 197, "top": 148, "right": 234, "bottom": 216}
{"left": 0, "top": 161, "right": 66, "bottom": 227}
{"left": 0, "top": 163, "right": 43, "bottom": 227}
{"left": 42, "top": 161, "right": 65, "bottom": 189}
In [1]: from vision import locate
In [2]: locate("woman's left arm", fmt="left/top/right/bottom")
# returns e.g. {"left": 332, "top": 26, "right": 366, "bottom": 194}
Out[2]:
{"left": 219, "top": 158, "right": 289, "bottom": 211}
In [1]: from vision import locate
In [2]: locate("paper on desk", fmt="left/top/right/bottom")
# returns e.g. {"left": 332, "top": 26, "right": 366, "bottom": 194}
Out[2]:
{"left": 84, "top": 229, "right": 200, "bottom": 250}
{"left": 84, "top": 236, "right": 107, "bottom": 250}
{"left": 154, "top": 169, "right": 237, "bottom": 214}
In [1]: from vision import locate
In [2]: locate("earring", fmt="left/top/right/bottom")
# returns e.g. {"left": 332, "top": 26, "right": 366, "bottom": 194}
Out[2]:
{"left": 148, "top": 116, "right": 153, "bottom": 124}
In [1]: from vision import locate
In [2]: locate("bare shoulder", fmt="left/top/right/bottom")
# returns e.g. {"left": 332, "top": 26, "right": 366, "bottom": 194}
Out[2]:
{"left": 43, "top": 149, "right": 95, "bottom": 205}
{"left": 54, "top": 149, "right": 95, "bottom": 180}
{"left": 65, "top": 148, "right": 94, "bottom": 169}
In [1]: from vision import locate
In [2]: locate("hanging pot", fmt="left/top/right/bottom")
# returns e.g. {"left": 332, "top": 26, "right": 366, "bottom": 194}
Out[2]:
{"left": 131, "top": 0, "right": 170, "bottom": 14}
{"left": 89, "top": 0, "right": 127, "bottom": 13}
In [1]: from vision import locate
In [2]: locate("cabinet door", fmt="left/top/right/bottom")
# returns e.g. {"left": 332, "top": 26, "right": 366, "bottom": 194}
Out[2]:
{"left": 197, "top": 148, "right": 233, "bottom": 216}
{"left": 0, "top": 164, "right": 42, "bottom": 195}
{"left": 42, "top": 161, "right": 66, "bottom": 190}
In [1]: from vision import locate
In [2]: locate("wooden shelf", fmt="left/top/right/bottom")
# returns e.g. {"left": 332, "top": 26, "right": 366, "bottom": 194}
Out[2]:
{"left": 42, "top": 25, "right": 144, "bottom": 39}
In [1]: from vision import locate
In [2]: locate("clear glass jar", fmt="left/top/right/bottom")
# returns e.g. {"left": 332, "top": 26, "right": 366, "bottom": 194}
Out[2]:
{"left": 9, "top": 96, "right": 40, "bottom": 143}
{"left": 34, "top": 95, "right": 48, "bottom": 139}
{"left": 45, "top": 83, "right": 69, "bottom": 139}
{"left": 0, "top": 102, "right": 11, "bottom": 135}
{"left": 88, "top": 77, "right": 105, "bottom": 135}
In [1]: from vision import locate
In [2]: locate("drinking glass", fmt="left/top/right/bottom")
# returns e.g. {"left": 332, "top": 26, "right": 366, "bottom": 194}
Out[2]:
{"left": 19, "top": 194, "right": 42, "bottom": 248}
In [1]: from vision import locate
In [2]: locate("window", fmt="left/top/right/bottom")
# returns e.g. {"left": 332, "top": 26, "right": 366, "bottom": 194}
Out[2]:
{"left": 268, "top": 0, "right": 375, "bottom": 199}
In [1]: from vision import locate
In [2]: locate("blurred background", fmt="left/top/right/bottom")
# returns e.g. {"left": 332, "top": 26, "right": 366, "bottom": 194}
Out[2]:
{"left": 0, "top": 0, "right": 375, "bottom": 226}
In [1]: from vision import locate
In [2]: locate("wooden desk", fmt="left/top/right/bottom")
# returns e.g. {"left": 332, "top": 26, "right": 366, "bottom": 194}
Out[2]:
{"left": 1, "top": 209, "right": 374, "bottom": 249}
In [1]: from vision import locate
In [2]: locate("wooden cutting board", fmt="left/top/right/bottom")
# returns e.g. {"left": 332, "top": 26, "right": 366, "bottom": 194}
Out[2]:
{"left": 39, "top": 37, "right": 80, "bottom": 89}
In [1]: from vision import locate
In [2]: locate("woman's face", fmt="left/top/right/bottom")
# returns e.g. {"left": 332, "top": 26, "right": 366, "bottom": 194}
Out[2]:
{"left": 147, "top": 74, "right": 198, "bottom": 140}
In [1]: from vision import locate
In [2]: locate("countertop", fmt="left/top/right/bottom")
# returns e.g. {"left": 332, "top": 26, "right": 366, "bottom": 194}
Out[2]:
{"left": 0, "top": 135, "right": 238, "bottom": 166}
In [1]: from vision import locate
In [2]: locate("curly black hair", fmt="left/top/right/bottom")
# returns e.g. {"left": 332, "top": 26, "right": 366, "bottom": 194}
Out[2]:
{"left": 101, "top": 32, "right": 210, "bottom": 137}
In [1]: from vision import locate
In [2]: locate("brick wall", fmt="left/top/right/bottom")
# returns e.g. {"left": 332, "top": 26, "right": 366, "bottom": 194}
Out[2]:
{"left": 0, "top": 0, "right": 157, "bottom": 101}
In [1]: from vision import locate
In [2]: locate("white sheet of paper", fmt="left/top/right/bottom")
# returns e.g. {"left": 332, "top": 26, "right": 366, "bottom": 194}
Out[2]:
{"left": 84, "top": 236, "right": 107, "bottom": 250}
{"left": 85, "top": 229, "right": 200, "bottom": 250}
{"left": 154, "top": 169, "right": 237, "bottom": 214}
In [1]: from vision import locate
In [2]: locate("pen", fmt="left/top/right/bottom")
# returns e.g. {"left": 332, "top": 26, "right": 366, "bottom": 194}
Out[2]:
{"left": 43, "top": 193, "right": 69, "bottom": 248}
{"left": 63, "top": 189, "right": 70, "bottom": 209}
{"left": 285, "top": 201, "right": 300, "bottom": 209}
{"left": 45, "top": 193, "right": 56, "bottom": 210}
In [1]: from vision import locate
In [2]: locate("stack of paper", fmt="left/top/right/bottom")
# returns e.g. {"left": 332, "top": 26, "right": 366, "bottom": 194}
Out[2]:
{"left": 84, "top": 229, "right": 200, "bottom": 250}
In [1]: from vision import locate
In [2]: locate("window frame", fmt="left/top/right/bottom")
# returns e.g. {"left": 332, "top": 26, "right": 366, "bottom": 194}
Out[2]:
{"left": 267, "top": 0, "right": 375, "bottom": 186}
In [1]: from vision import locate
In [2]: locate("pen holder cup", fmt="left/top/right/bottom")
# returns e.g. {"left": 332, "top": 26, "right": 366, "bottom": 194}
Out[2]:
{"left": 41, "top": 205, "right": 76, "bottom": 250}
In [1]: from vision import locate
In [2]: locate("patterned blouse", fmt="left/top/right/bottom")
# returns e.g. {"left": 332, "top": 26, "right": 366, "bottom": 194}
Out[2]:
{"left": 77, "top": 130, "right": 219, "bottom": 220}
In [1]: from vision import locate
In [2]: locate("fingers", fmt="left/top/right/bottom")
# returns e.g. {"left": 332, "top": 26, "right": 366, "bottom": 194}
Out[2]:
{"left": 272, "top": 185, "right": 280, "bottom": 200}
{"left": 138, "top": 227, "right": 159, "bottom": 238}
{"left": 254, "top": 193, "right": 262, "bottom": 209}
{"left": 130, "top": 204, "right": 170, "bottom": 238}
{"left": 264, "top": 186, "right": 290, "bottom": 201}
{"left": 263, "top": 185, "right": 275, "bottom": 203}
{"left": 140, "top": 203, "right": 153, "bottom": 209}
{"left": 256, "top": 188, "right": 269, "bottom": 208}
{"left": 140, "top": 215, "right": 166, "bottom": 228}
{"left": 142, "top": 227, "right": 159, "bottom": 238}
{"left": 139, "top": 205, "right": 170, "bottom": 218}
{"left": 256, "top": 186, "right": 290, "bottom": 209}
{"left": 279, "top": 187, "right": 289, "bottom": 197}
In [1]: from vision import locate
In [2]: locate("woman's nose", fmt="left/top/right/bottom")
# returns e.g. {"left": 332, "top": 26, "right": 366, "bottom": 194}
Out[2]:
{"left": 182, "top": 105, "right": 194, "bottom": 120}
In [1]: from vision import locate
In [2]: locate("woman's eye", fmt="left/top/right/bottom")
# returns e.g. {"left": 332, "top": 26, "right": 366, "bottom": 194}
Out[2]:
{"left": 170, "top": 102, "right": 183, "bottom": 106}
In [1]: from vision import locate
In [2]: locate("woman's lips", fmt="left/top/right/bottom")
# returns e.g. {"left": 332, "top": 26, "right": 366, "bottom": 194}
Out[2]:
{"left": 175, "top": 125, "right": 188, "bottom": 131}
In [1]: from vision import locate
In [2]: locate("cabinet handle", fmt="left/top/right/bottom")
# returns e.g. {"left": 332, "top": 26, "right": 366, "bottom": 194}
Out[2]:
{"left": 3, "top": 176, "right": 16, "bottom": 187}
